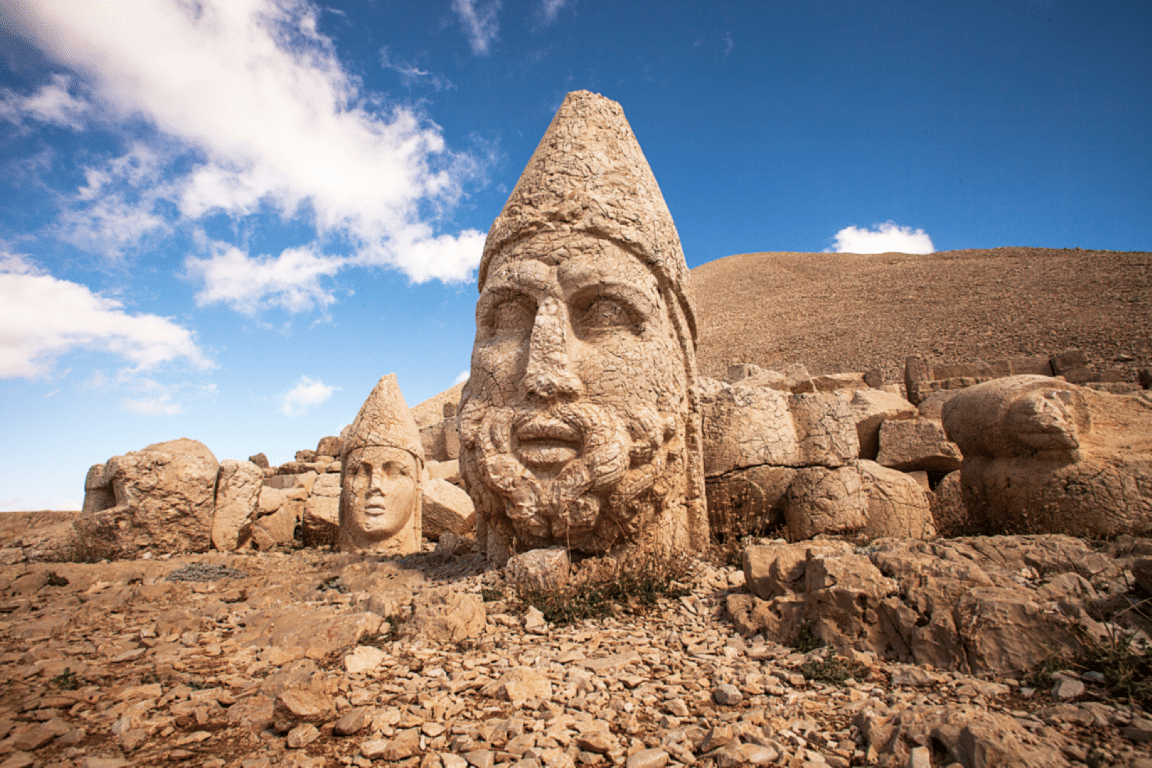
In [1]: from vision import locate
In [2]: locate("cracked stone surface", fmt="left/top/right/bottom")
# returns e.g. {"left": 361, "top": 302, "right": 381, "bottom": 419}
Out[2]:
{"left": 943, "top": 376, "right": 1152, "bottom": 537}
{"left": 340, "top": 375, "right": 425, "bottom": 555}
{"left": 458, "top": 91, "right": 706, "bottom": 559}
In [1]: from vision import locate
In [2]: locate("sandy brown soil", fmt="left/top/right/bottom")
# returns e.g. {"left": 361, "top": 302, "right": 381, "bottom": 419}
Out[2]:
{"left": 691, "top": 247, "right": 1152, "bottom": 385}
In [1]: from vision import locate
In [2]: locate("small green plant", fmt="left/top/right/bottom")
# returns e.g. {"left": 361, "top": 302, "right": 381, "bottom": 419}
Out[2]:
{"left": 317, "top": 576, "right": 347, "bottom": 593}
{"left": 1078, "top": 627, "right": 1152, "bottom": 708}
{"left": 792, "top": 622, "right": 824, "bottom": 654}
{"left": 480, "top": 587, "right": 504, "bottom": 602}
{"left": 1086, "top": 742, "right": 1106, "bottom": 768}
{"left": 50, "top": 667, "right": 78, "bottom": 690}
{"left": 1024, "top": 655, "right": 1070, "bottom": 691}
{"left": 800, "top": 655, "right": 869, "bottom": 686}
{"left": 515, "top": 548, "right": 691, "bottom": 627}
{"left": 44, "top": 571, "right": 69, "bottom": 587}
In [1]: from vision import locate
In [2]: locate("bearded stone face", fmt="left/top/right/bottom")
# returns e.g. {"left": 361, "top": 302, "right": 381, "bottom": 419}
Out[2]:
{"left": 459, "top": 233, "right": 690, "bottom": 556}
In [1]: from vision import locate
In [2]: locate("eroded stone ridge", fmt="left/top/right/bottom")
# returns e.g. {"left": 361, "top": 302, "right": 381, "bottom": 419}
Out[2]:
{"left": 339, "top": 374, "right": 425, "bottom": 554}
{"left": 459, "top": 91, "right": 707, "bottom": 560}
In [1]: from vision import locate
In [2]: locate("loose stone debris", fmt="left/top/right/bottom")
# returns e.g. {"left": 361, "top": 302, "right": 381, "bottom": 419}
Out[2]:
{"left": 2, "top": 538, "right": 1151, "bottom": 768}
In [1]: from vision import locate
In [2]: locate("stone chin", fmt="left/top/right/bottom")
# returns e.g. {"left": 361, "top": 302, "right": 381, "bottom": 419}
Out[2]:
{"left": 459, "top": 396, "right": 687, "bottom": 557}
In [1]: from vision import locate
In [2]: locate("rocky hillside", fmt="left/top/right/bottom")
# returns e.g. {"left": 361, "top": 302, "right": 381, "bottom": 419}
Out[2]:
{"left": 691, "top": 247, "right": 1152, "bottom": 385}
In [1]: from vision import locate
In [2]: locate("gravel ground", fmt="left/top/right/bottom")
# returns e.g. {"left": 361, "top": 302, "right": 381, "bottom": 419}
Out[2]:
{"left": 691, "top": 247, "right": 1152, "bottom": 386}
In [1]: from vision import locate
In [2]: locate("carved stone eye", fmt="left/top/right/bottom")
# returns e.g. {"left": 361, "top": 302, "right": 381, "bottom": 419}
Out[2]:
{"left": 489, "top": 296, "right": 535, "bottom": 334}
{"left": 578, "top": 296, "right": 640, "bottom": 333}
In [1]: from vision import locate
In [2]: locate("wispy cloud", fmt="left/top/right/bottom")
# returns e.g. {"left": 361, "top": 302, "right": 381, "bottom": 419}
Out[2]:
{"left": 827, "top": 222, "right": 935, "bottom": 254}
{"left": 538, "top": 0, "right": 569, "bottom": 26}
{"left": 185, "top": 240, "right": 345, "bottom": 315}
{"left": 0, "top": 251, "right": 212, "bottom": 378}
{"left": 3, "top": 0, "right": 487, "bottom": 306}
{"left": 453, "top": 370, "right": 470, "bottom": 385}
{"left": 281, "top": 375, "right": 338, "bottom": 417}
{"left": 452, "top": 0, "right": 501, "bottom": 55}
{"left": 380, "top": 47, "right": 455, "bottom": 91}
{"left": 0, "top": 73, "right": 90, "bottom": 130}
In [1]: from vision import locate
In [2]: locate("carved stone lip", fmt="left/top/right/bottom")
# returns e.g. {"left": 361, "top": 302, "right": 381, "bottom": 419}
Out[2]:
{"left": 514, "top": 415, "right": 582, "bottom": 467}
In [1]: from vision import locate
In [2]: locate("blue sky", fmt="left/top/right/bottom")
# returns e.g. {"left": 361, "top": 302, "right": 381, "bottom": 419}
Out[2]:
{"left": 1, "top": 0, "right": 1148, "bottom": 510}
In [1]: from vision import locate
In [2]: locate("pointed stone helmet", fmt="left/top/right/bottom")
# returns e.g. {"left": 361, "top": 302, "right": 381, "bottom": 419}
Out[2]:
{"left": 343, "top": 373, "right": 424, "bottom": 463}
{"left": 478, "top": 90, "right": 698, "bottom": 344}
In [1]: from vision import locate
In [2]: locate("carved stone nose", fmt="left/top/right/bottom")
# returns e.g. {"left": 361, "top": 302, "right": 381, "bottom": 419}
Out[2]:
{"left": 524, "top": 297, "right": 582, "bottom": 400}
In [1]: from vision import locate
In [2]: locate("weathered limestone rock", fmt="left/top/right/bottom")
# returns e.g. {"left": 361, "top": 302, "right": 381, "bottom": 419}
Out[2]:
{"left": 943, "top": 375, "right": 1152, "bottom": 537}
{"left": 316, "top": 436, "right": 341, "bottom": 457}
{"left": 301, "top": 474, "right": 340, "bottom": 547}
{"left": 340, "top": 374, "right": 424, "bottom": 554}
{"left": 81, "top": 463, "right": 115, "bottom": 515}
{"left": 790, "top": 393, "right": 860, "bottom": 467}
{"left": 505, "top": 547, "right": 571, "bottom": 592}
{"left": 458, "top": 90, "right": 706, "bottom": 560}
{"left": 427, "top": 459, "right": 462, "bottom": 486}
{"left": 212, "top": 460, "right": 263, "bottom": 552}
{"left": 929, "top": 470, "right": 968, "bottom": 537}
{"left": 782, "top": 465, "right": 867, "bottom": 540}
{"left": 701, "top": 378, "right": 799, "bottom": 475}
{"left": 238, "top": 606, "right": 383, "bottom": 661}
{"left": 725, "top": 363, "right": 764, "bottom": 383}
{"left": 399, "top": 587, "right": 486, "bottom": 644}
{"left": 848, "top": 389, "right": 918, "bottom": 460}
{"left": 705, "top": 465, "right": 795, "bottom": 538}
{"left": 876, "top": 418, "right": 963, "bottom": 474}
{"left": 857, "top": 460, "right": 936, "bottom": 540}
{"left": 742, "top": 363, "right": 814, "bottom": 393}
{"left": 75, "top": 438, "right": 220, "bottom": 557}
{"left": 249, "top": 452, "right": 270, "bottom": 469}
{"left": 482, "top": 667, "right": 552, "bottom": 704}
{"left": 737, "top": 536, "right": 1093, "bottom": 676}
{"left": 421, "top": 478, "right": 475, "bottom": 541}
{"left": 809, "top": 371, "right": 867, "bottom": 393}
{"left": 855, "top": 704, "right": 1073, "bottom": 768}
{"left": 243, "top": 484, "right": 306, "bottom": 550}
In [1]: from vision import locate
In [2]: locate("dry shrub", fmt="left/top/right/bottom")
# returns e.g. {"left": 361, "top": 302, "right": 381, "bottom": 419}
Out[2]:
{"left": 515, "top": 547, "right": 692, "bottom": 626}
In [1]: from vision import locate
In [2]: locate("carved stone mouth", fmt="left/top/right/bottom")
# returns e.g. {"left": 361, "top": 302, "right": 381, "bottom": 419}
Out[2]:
{"left": 514, "top": 417, "right": 582, "bottom": 468}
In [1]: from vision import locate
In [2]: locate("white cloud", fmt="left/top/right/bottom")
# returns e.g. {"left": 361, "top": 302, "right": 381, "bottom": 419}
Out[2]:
{"left": 0, "top": 73, "right": 90, "bottom": 130}
{"left": 452, "top": 0, "right": 501, "bottom": 55}
{"left": 4, "top": 0, "right": 486, "bottom": 294}
{"left": 122, "top": 392, "right": 184, "bottom": 416}
{"left": 453, "top": 370, "right": 470, "bottom": 385}
{"left": 185, "top": 241, "right": 345, "bottom": 315}
{"left": 538, "top": 0, "right": 569, "bottom": 25}
{"left": 380, "top": 48, "right": 455, "bottom": 92}
{"left": 828, "top": 222, "right": 935, "bottom": 254}
{"left": 281, "top": 375, "right": 338, "bottom": 417}
{"left": 0, "top": 252, "right": 213, "bottom": 378}
{"left": 361, "top": 227, "right": 487, "bottom": 284}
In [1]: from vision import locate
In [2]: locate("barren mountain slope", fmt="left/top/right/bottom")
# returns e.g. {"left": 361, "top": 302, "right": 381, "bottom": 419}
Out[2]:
{"left": 691, "top": 247, "right": 1152, "bottom": 385}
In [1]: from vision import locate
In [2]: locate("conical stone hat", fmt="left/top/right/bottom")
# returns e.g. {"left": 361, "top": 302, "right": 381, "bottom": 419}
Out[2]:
{"left": 478, "top": 90, "right": 698, "bottom": 343}
{"left": 343, "top": 373, "right": 424, "bottom": 461}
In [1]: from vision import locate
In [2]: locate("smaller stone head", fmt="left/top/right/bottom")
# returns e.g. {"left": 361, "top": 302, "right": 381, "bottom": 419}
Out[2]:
{"left": 340, "top": 374, "right": 424, "bottom": 554}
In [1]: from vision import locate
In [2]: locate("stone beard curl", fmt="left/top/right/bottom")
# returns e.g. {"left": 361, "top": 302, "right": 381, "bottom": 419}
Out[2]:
{"left": 459, "top": 398, "right": 685, "bottom": 553}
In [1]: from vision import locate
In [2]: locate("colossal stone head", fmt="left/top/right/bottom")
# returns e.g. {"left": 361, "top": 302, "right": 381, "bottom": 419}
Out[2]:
{"left": 340, "top": 374, "right": 424, "bottom": 554}
{"left": 459, "top": 91, "right": 707, "bottom": 561}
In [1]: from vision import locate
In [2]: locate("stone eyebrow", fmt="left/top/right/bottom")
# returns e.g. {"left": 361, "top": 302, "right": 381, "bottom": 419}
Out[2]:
{"left": 480, "top": 262, "right": 554, "bottom": 294}
{"left": 558, "top": 265, "right": 658, "bottom": 316}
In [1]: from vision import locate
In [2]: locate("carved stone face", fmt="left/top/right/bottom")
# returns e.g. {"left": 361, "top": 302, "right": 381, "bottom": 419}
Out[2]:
{"left": 340, "top": 446, "right": 420, "bottom": 549}
{"left": 460, "top": 233, "right": 689, "bottom": 554}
